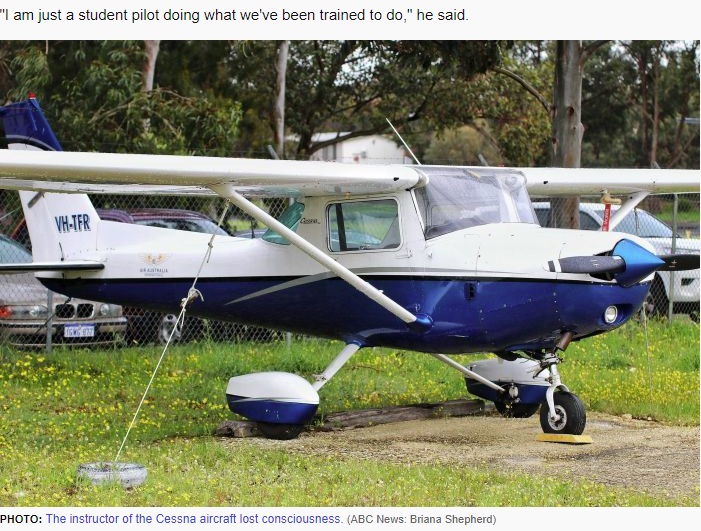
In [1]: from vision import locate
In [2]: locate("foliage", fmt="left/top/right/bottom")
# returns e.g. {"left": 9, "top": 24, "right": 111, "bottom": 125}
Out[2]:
{"left": 225, "top": 41, "right": 508, "bottom": 159}
{"left": 0, "top": 319, "right": 697, "bottom": 506}
{"left": 2, "top": 40, "right": 697, "bottom": 168}
{"left": 564, "top": 317, "right": 700, "bottom": 422}
{"left": 2, "top": 42, "right": 241, "bottom": 156}
{"left": 582, "top": 41, "right": 700, "bottom": 169}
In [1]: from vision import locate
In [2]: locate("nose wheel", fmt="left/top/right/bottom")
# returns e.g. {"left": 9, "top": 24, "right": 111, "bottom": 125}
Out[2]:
{"left": 535, "top": 331, "right": 587, "bottom": 435}
{"left": 539, "top": 391, "right": 586, "bottom": 434}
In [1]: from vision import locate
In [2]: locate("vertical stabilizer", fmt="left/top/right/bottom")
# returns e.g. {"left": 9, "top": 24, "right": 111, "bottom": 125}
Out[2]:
{"left": 0, "top": 97, "right": 99, "bottom": 261}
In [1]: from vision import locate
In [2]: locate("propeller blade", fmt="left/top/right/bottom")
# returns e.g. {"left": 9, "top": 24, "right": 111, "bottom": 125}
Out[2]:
{"left": 658, "top": 254, "right": 700, "bottom": 271}
{"left": 546, "top": 255, "right": 625, "bottom": 275}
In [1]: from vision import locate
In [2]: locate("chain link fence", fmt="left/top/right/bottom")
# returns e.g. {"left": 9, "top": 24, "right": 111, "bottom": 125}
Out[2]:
{"left": 0, "top": 191, "right": 289, "bottom": 350}
{"left": 1, "top": 190, "right": 698, "bottom": 351}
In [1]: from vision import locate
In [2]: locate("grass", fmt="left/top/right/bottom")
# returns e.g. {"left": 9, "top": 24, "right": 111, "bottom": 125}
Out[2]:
{"left": 655, "top": 197, "right": 700, "bottom": 227}
{"left": 0, "top": 318, "right": 698, "bottom": 506}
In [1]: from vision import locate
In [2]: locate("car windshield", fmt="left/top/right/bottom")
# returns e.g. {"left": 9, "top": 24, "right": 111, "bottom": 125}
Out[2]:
{"left": 614, "top": 209, "right": 675, "bottom": 238}
{"left": 134, "top": 218, "right": 229, "bottom": 235}
{"left": 0, "top": 236, "right": 32, "bottom": 263}
{"left": 414, "top": 167, "right": 537, "bottom": 238}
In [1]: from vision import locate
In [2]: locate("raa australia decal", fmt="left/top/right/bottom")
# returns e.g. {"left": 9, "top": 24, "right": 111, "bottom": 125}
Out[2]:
{"left": 140, "top": 253, "right": 170, "bottom": 277}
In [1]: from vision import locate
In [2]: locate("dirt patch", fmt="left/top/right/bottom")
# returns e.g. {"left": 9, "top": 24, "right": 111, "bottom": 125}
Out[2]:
{"left": 242, "top": 412, "right": 700, "bottom": 502}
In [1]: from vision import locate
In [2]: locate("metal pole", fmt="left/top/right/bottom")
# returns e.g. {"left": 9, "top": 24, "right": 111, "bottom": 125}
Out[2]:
{"left": 45, "top": 290, "right": 53, "bottom": 354}
{"left": 668, "top": 194, "right": 678, "bottom": 322}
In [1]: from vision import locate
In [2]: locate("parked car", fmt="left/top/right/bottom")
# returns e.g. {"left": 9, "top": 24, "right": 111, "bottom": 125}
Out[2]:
{"left": 97, "top": 208, "right": 233, "bottom": 344}
{"left": 11, "top": 208, "right": 231, "bottom": 345}
{"left": 0, "top": 234, "right": 127, "bottom": 348}
{"left": 10, "top": 207, "right": 231, "bottom": 248}
{"left": 533, "top": 201, "right": 700, "bottom": 319}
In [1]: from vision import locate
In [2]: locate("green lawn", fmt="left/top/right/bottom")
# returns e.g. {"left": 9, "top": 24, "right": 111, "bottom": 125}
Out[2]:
{"left": 0, "top": 318, "right": 698, "bottom": 506}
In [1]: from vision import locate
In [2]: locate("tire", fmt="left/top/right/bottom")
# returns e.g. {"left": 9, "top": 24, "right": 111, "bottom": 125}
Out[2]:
{"left": 644, "top": 275, "right": 668, "bottom": 318}
{"left": 258, "top": 422, "right": 304, "bottom": 440}
{"left": 539, "top": 392, "right": 586, "bottom": 435}
{"left": 77, "top": 462, "right": 147, "bottom": 488}
{"left": 494, "top": 400, "right": 540, "bottom": 418}
{"left": 157, "top": 314, "right": 182, "bottom": 344}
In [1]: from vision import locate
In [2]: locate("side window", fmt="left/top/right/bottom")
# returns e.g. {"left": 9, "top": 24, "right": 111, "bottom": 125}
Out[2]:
{"left": 262, "top": 201, "right": 305, "bottom": 245}
{"left": 327, "top": 199, "right": 400, "bottom": 252}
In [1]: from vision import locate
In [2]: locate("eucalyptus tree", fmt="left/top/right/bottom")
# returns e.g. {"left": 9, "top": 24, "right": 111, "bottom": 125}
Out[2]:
{"left": 224, "top": 41, "right": 507, "bottom": 160}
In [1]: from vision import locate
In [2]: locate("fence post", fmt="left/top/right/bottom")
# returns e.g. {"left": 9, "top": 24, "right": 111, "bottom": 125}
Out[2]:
{"left": 667, "top": 194, "right": 678, "bottom": 322}
{"left": 45, "top": 290, "right": 53, "bottom": 354}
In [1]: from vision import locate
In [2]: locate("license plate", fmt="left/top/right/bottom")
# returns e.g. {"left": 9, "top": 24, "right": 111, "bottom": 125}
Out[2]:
{"left": 64, "top": 323, "right": 95, "bottom": 338}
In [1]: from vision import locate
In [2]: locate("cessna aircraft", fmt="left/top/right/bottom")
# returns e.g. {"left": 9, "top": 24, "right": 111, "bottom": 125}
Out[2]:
{"left": 1, "top": 97, "right": 698, "bottom": 439}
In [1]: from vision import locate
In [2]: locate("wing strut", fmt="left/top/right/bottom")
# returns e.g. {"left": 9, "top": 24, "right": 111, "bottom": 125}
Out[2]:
{"left": 211, "top": 184, "right": 424, "bottom": 329}
{"left": 606, "top": 191, "right": 649, "bottom": 232}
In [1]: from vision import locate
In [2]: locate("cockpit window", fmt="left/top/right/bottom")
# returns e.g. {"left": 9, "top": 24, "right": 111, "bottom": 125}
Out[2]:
{"left": 414, "top": 167, "right": 537, "bottom": 239}
{"left": 327, "top": 199, "right": 400, "bottom": 252}
{"left": 262, "top": 201, "right": 305, "bottom": 245}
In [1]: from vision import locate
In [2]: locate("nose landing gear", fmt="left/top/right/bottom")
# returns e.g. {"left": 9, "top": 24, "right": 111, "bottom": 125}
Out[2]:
{"left": 536, "top": 331, "right": 586, "bottom": 435}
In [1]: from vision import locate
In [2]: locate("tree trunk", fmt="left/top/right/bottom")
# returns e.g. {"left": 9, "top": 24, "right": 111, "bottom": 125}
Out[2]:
{"left": 273, "top": 41, "right": 289, "bottom": 159}
{"left": 142, "top": 40, "right": 160, "bottom": 92}
{"left": 549, "top": 41, "right": 585, "bottom": 229}
{"left": 650, "top": 46, "right": 661, "bottom": 167}
{"left": 142, "top": 40, "right": 160, "bottom": 132}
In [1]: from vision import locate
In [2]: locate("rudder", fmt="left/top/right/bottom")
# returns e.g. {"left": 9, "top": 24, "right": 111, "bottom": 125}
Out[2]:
{"left": 0, "top": 97, "right": 99, "bottom": 261}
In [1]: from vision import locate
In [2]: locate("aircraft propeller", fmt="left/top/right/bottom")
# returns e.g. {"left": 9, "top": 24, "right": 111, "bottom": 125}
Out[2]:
{"left": 546, "top": 238, "right": 700, "bottom": 287}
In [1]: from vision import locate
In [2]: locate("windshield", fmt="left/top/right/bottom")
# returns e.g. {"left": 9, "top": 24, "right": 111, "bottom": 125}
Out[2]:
{"left": 262, "top": 201, "right": 305, "bottom": 245}
{"left": 614, "top": 209, "right": 675, "bottom": 238}
{"left": 414, "top": 167, "right": 537, "bottom": 238}
{"left": 0, "top": 236, "right": 32, "bottom": 263}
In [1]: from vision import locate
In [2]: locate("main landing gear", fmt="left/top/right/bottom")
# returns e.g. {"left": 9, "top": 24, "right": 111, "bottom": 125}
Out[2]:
{"left": 441, "top": 330, "right": 586, "bottom": 436}
{"left": 225, "top": 343, "right": 362, "bottom": 440}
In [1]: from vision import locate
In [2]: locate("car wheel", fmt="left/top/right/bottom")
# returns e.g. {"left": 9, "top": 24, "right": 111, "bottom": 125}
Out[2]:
{"left": 157, "top": 314, "right": 182, "bottom": 344}
{"left": 644, "top": 275, "right": 668, "bottom": 318}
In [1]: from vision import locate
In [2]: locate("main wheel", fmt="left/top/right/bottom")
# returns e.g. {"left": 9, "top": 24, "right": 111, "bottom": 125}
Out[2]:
{"left": 539, "top": 392, "right": 586, "bottom": 435}
{"left": 494, "top": 400, "right": 540, "bottom": 418}
{"left": 258, "top": 422, "right": 304, "bottom": 440}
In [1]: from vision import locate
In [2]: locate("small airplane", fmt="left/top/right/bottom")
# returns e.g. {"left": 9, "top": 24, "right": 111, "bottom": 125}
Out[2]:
{"left": 1, "top": 96, "right": 699, "bottom": 439}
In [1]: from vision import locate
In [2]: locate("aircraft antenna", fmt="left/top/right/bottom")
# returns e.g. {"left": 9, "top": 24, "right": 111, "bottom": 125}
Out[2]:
{"left": 386, "top": 118, "right": 421, "bottom": 165}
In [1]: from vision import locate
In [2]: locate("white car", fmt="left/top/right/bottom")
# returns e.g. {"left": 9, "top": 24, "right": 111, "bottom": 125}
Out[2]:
{"left": 533, "top": 202, "right": 700, "bottom": 319}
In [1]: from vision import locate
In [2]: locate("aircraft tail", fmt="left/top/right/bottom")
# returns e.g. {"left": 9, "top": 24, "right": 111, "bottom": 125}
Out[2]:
{"left": 0, "top": 97, "right": 99, "bottom": 262}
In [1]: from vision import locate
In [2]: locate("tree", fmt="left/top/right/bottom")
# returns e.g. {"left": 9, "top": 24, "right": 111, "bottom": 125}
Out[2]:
{"left": 548, "top": 41, "right": 607, "bottom": 229}
{"left": 273, "top": 41, "right": 289, "bottom": 159}
{"left": 2, "top": 42, "right": 241, "bottom": 156}
{"left": 622, "top": 40, "right": 700, "bottom": 169}
{"left": 225, "top": 41, "right": 507, "bottom": 159}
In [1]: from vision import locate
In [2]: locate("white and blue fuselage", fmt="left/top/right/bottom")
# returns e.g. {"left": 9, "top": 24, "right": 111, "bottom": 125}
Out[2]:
{"left": 26, "top": 167, "right": 652, "bottom": 355}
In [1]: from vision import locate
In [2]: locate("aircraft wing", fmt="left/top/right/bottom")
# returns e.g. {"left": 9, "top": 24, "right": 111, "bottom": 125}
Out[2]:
{"left": 521, "top": 167, "right": 699, "bottom": 196}
{"left": 0, "top": 150, "right": 423, "bottom": 198}
{"left": 0, "top": 149, "right": 697, "bottom": 198}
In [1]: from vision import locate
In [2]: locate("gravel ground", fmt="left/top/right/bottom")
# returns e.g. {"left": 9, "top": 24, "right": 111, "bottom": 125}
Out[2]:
{"left": 241, "top": 411, "right": 699, "bottom": 502}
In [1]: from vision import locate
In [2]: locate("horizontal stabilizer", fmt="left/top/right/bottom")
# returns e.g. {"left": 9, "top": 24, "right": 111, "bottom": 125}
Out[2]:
{"left": 658, "top": 254, "right": 700, "bottom": 271}
{"left": 547, "top": 255, "right": 625, "bottom": 275}
{"left": 0, "top": 261, "right": 104, "bottom": 273}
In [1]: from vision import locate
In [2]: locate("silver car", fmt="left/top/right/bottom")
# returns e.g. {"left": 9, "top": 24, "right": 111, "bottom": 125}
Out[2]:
{"left": 0, "top": 234, "right": 127, "bottom": 348}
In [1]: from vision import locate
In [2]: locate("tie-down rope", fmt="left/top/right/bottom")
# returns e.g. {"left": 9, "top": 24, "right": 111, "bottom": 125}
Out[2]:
{"left": 114, "top": 204, "right": 230, "bottom": 463}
